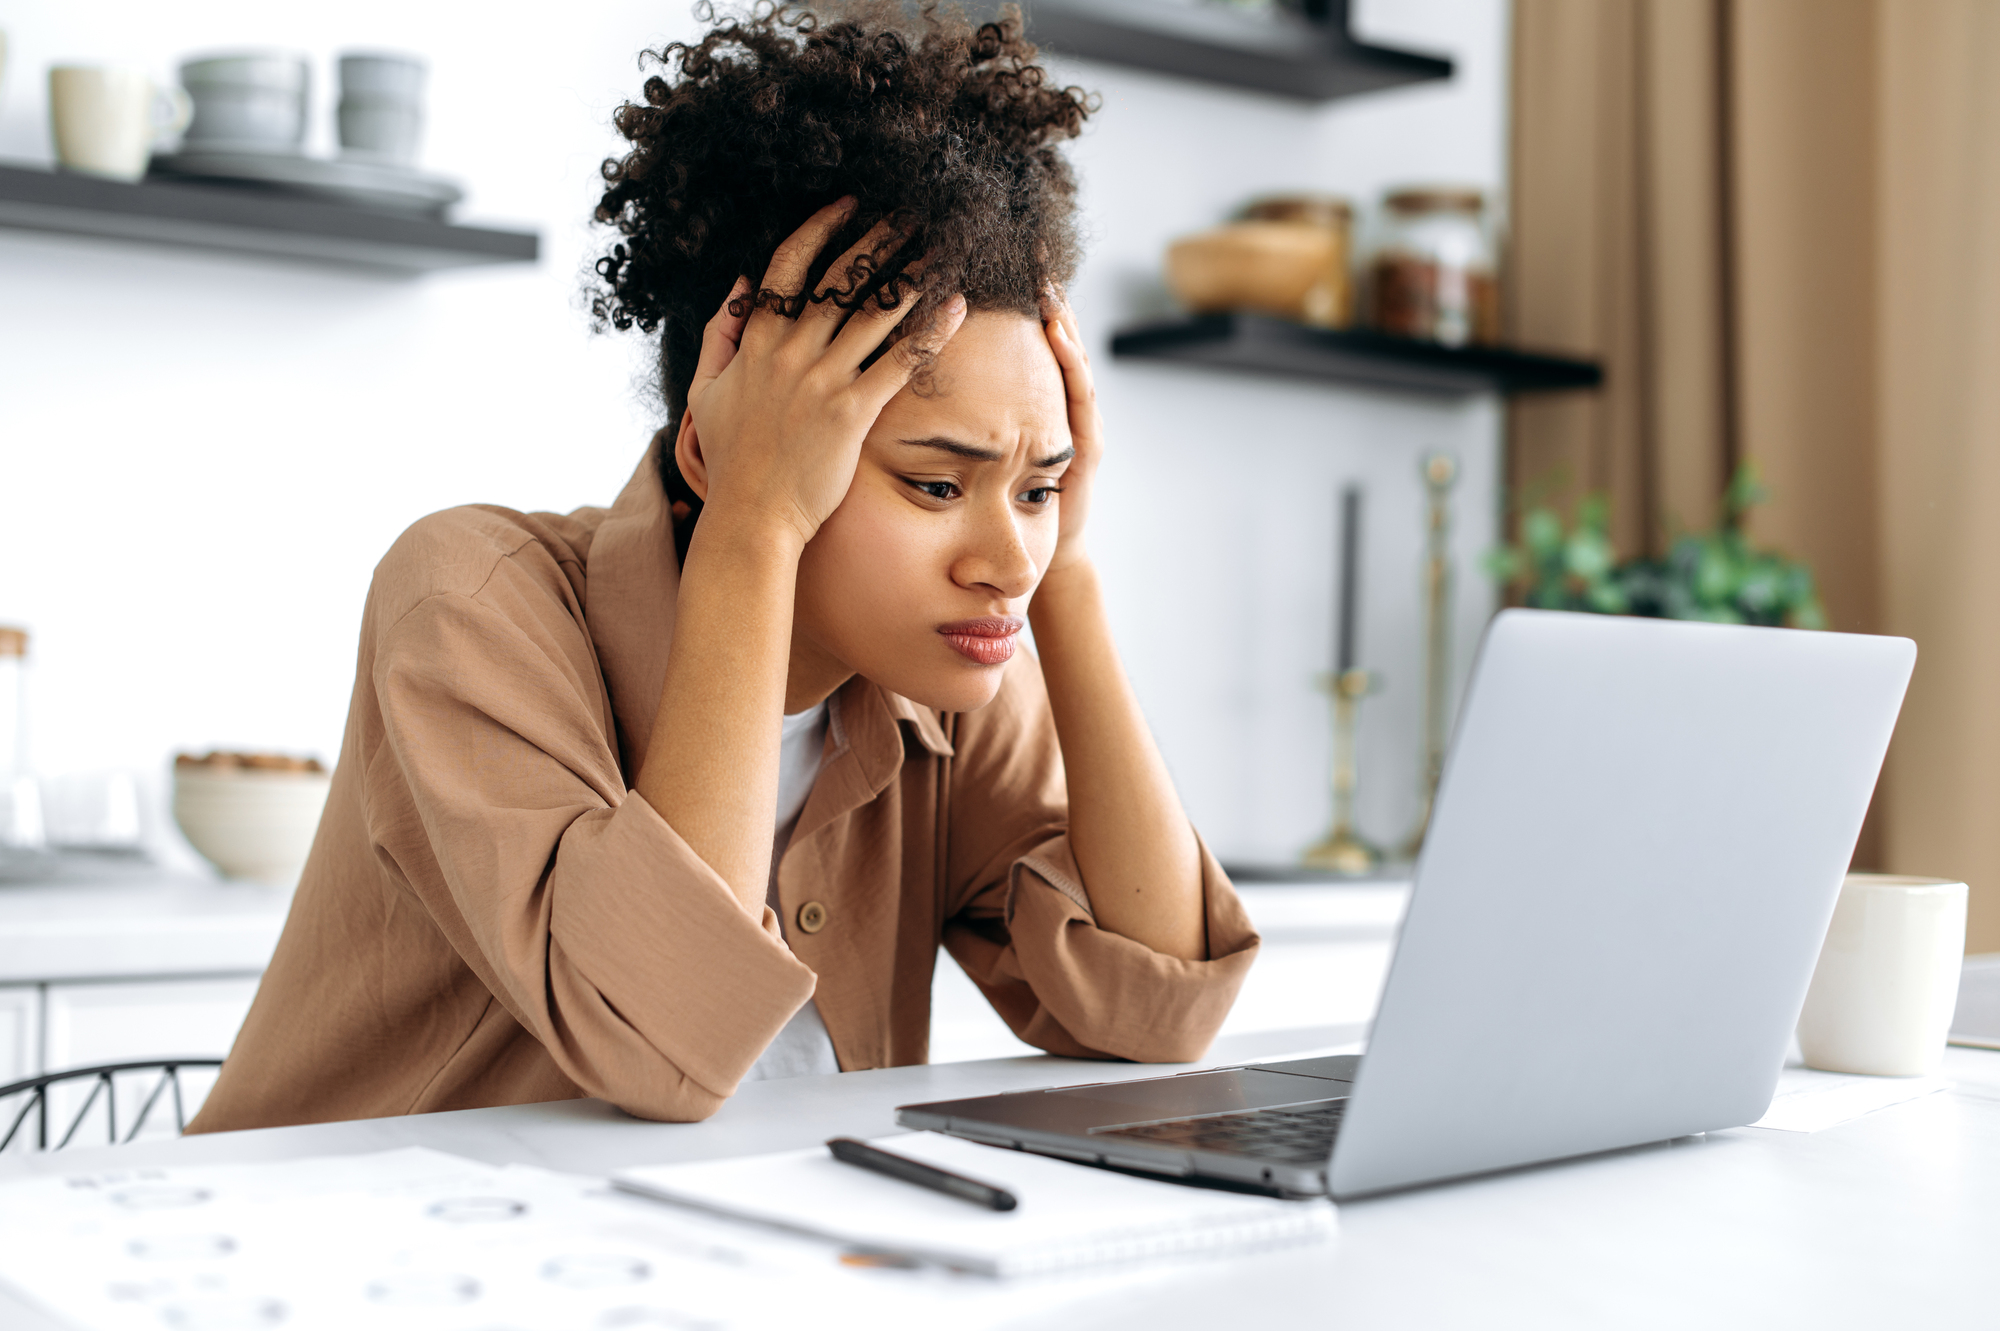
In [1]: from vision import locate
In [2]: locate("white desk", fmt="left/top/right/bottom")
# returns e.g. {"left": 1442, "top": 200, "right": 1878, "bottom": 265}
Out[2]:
{"left": 2, "top": 1025, "right": 1995, "bottom": 1330}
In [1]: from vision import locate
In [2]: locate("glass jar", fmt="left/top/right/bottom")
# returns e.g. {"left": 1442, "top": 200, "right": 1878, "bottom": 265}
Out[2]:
{"left": 1366, "top": 187, "right": 1499, "bottom": 347}
{"left": 0, "top": 626, "right": 25, "bottom": 784}
{"left": 0, "top": 625, "right": 41, "bottom": 848}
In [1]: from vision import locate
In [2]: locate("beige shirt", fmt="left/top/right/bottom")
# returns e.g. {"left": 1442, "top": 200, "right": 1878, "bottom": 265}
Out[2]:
{"left": 189, "top": 440, "right": 1259, "bottom": 1132}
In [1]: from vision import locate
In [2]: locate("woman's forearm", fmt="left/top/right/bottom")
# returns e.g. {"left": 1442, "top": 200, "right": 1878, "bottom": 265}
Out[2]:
{"left": 1028, "top": 559, "right": 1205, "bottom": 961}
{"left": 635, "top": 510, "right": 804, "bottom": 916}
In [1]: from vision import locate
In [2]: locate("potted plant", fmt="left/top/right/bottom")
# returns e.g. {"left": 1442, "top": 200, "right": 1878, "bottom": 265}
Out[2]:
{"left": 1485, "top": 465, "right": 1826, "bottom": 630}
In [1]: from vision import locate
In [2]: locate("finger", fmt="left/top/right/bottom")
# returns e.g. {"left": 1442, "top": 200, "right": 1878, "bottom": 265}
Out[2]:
{"left": 1046, "top": 315, "right": 1097, "bottom": 415}
{"left": 826, "top": 262, "right": 930, "bottom": 368}
{"left": 1047, "top": 285, "right": 1089, "bottom": 364}
{"left": 801, "top": 217, "right": 912, "bottom": 345}
{"left": 691, "top": 277, "right": 752, "bottom": 385}
{"left": 853, "top": 293, "right": 967, "bottom": 408}
{"left": 755, "top": 196, "right": 858, "bottom": 317}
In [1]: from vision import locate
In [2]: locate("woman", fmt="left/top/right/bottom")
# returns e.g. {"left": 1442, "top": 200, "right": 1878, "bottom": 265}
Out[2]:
{"left": 190, "top": 3, "right": 1256, "bottom": 1132}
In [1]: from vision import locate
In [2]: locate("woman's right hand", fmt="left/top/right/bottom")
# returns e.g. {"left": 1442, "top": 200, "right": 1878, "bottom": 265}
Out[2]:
{"left": 677, "top": 198, "right": 967, "bottom": 550}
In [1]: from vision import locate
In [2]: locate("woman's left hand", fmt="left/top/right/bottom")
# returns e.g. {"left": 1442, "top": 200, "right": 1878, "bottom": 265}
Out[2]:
{"left": 1042, "top": 287, "right": 1103, "bottom": 577}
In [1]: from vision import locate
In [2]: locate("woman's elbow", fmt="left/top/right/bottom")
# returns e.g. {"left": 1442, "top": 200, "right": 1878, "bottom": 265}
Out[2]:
{"left": 564, "top": 1054, "right": 734, "bottom": 1123}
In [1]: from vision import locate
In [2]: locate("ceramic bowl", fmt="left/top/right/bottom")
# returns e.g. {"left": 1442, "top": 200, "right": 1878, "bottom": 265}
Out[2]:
{"left": 338, "top": 52, "right": 427, "bottom": 101}
{"left": 179, "top": 54, "right": 310, "bottom": 150}
{"left": 173, "top": 768, "right": 330, "bottom": 886}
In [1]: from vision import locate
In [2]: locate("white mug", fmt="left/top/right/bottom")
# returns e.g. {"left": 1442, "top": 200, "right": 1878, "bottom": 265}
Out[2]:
{"left": 49, "top": 66, "right": 193, "bottom": 182}
{"left": 1797, "top": 873, "right": 1968, "bottom": 1076}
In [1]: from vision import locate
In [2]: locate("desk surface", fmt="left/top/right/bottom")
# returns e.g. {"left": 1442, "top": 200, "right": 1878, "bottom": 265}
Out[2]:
{"left": 3, "top": 1026, "right": 1996, "bottom": 1330}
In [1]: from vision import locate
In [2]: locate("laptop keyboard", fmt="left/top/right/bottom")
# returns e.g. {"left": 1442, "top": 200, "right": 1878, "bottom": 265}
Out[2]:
{"left": 1097, "top": 1099, "right": 1347, "bottom": 1164}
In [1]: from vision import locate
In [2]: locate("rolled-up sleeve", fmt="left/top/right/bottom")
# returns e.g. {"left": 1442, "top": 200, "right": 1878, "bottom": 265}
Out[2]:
{"left": 938, "top": 653, "right": 1259, "bottom": 1063}
{"left": 368, "top": 560, "right": 816, "bottom": 1122}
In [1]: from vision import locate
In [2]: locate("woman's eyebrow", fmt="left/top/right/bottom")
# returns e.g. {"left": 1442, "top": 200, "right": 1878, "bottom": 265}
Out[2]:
{"left": 897, "top": 438, "right": 1076, "bottom": 468}
{"left": 898, "top": 436, "right": 1004, "bottom": 462}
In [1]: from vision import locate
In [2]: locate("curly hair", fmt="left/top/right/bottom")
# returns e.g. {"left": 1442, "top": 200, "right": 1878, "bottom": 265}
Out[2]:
{"left": 591, "top": 2, "right": 1092, "bottom": 525}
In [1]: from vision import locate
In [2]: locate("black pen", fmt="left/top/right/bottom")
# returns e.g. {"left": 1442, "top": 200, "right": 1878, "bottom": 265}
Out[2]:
{"left": 826, "top": 1137, "right": 1018, "bottom": 1212}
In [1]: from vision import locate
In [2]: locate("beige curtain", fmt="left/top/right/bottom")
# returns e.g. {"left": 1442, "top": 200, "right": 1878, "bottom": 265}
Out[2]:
{"left": 1510, "top": 0, "right": 2000, "bottom": 950}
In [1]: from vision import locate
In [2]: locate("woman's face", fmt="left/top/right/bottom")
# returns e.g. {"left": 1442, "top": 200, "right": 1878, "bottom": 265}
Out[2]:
{"left": 790, "top": 309, "right": 1073, "bottom": 712}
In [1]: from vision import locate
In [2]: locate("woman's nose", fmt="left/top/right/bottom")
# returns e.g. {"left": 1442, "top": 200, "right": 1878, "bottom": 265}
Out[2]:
{"left": 953, "top": 500, "right": 1039, "bottom": 599}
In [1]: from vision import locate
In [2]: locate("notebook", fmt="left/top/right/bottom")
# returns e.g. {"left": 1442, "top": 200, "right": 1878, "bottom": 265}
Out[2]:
{"left": 612, "top": 1131, "right": 1336, "bottom": 1279}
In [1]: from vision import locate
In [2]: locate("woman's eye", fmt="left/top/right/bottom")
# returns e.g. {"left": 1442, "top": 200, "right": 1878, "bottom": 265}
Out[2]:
{"left": 1018, "top": 486, "right": 1060, "bottom": 506}
{"left": 909, "top": 480, "right": 959, "bottom": 501}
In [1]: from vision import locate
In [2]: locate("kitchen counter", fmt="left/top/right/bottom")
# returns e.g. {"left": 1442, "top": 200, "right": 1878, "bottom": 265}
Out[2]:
{"left": 0, "top": 862, "right": 290, "bottom": 985}
{"left": 0, "top": 856, "right": 294, "bottom": 1100}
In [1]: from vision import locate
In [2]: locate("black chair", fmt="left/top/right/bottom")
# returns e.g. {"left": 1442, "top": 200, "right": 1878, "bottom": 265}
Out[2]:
{"left": 0, "top": 1060, "right": 224, "bottom": 1152}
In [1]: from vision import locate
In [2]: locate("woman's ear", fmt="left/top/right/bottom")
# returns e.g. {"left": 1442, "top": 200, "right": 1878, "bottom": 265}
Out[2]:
{"left": 673, "top": 410, "right": 711, "bottom": 502}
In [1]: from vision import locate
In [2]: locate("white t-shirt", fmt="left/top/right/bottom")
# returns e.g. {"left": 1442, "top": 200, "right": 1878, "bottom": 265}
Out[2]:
{"left": 742, "top": 701, "right": 842, "bottom": 1082}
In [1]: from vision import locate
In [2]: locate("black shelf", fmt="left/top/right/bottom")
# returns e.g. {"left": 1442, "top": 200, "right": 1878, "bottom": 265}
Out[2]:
{"left": 1024, "top": 0, "right": 1451, "bottom": 102}
{"left": 1111, "top": 312, "right": 1604, "bottom": 397}
{"left": 1221, "top": 862, "right": 1411, "bottom": 885}
{"left": 0, "top": 162, "right": 538, "bottom": 274}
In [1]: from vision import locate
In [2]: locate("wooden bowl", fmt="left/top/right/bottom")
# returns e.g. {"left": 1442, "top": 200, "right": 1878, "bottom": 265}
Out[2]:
{"left": 1165, "top": 221, "right": 1352, "bottom": 327}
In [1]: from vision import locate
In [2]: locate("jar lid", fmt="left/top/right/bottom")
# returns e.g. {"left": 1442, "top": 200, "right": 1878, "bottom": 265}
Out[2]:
{"left": 1240, "top": 194, "right": 1353, "bottom": 227}
{"left": 0, "top": 626, "right": 25, "bottom": 658}
{"left": 1384, "top": 187, "right": 1485, "bottom": 215}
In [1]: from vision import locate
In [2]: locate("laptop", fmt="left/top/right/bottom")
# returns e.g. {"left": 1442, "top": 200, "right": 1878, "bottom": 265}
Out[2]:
{"left": 897, "top": 610, "right": 1916, "bottom": 1199}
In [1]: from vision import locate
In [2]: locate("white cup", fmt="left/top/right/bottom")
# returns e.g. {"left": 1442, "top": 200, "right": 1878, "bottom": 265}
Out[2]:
{"left": 49, "top": 66, "right": 192, "bottom": 181}
{"left": 1797, "top": 873, "right": 1969, "bottom": 1076}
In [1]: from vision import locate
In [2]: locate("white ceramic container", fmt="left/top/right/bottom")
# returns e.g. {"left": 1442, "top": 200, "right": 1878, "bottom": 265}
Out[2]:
{"left": 337, "top": 52, "right": 426, "bottom": 163}
{"left": 1797, "top": 873, "right": 1969, "bottom": 1076}
{"left": 173, "top": 767, "right": 330, "bottom": 886}
{"left": 179, "top": 53, "right": 310, "bottom": 150}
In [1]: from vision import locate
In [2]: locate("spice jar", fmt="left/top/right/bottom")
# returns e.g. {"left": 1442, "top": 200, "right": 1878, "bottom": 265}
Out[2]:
{"left": 1165, "top": 194, "right": 1354, "bottom": 328}
{"left": 1366, "top": 188, "right": 1498, "bottom": 346}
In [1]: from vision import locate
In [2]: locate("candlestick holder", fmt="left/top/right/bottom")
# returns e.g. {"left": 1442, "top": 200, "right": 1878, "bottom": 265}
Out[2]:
{"left": 1399, "top": 452, "right": 1458, "bottom": 861}
{"left": 1302, "top": 666, "right": 1382, "bottom": 874}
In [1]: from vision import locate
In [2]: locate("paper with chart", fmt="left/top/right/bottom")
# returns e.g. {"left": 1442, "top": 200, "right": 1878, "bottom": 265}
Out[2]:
{"left": 0, "top": 1147, "right": 1192, "bottom": 1330}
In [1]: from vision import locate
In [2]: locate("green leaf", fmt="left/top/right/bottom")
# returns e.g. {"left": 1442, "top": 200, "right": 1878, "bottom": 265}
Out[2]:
{"left": 1584, "top": 581, "right": 1630, "bottom": 614}
{"left": 1564, "top": 529, "right": 1615, "bottom": 582}
{"left": 1722, "top": 462, "right": 1768, "bottom": 529}
{"left": 1523, "top": 508, "right": 1564, "bottom": 561}
{"left": 1694, "top": 543, "right": 1738, "bottom": 605}
{"left": 1575, "top": 493, "right": 1612, "bottom": 536}
{"left": 1737, "top": 564, "right": 1782, "bottom": 615}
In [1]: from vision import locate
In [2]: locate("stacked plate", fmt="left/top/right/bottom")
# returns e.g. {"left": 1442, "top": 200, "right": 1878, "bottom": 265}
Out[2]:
{"left": 150, "top": 144, "right": 463, "bottom": 217}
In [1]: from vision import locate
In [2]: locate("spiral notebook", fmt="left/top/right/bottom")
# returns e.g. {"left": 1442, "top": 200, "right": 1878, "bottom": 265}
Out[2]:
{"left": 613, "top": 1132, "right": 1336, "bottom": 1279}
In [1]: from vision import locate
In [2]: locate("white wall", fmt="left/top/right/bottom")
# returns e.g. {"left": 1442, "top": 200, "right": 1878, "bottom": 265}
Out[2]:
{"left": 0, "top": 0, "right": 1508, "bottom": 871}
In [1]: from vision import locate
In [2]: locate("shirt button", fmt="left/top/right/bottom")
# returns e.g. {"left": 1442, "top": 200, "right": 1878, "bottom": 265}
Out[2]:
{"left": 797, "top": 901, "right": 829, "bottom": 934}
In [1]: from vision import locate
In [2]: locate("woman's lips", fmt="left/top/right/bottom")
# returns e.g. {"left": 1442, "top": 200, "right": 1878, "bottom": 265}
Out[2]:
{"left": 938, "top": 615, "right": 1024, "bottom": 666}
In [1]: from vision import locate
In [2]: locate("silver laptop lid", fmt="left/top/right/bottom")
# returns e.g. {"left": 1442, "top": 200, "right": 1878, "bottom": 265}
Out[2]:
{"left": 1329, "top": 611, "right": 1914, "bottom": 1198}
